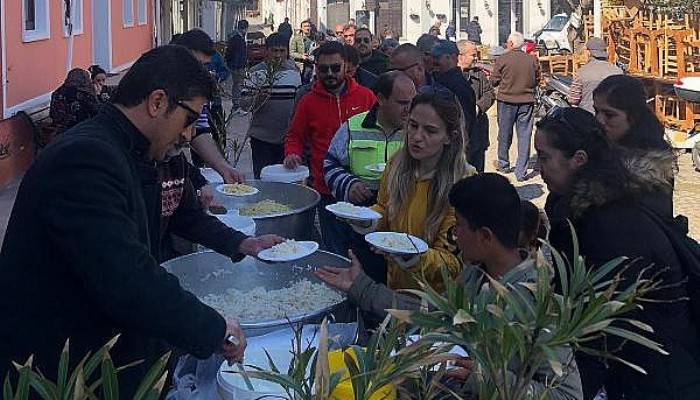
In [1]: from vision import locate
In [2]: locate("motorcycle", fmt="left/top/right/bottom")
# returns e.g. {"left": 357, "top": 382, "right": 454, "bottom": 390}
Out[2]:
{"left": 673, "top": 77, "right": 700, "bottom": 172}
{"left": 535, "top": 74, "right": 572, "bottom": 117}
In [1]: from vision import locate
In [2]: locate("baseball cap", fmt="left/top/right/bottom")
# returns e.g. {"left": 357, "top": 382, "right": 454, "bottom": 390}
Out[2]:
{"left": 431, "top": 40, "right": 459, "bottom": 57}
{"left": 416, "top": 34, "right": 438, "bottom": 54}
{"left": 586, "top": 37, "right": 607, "bottom": 58}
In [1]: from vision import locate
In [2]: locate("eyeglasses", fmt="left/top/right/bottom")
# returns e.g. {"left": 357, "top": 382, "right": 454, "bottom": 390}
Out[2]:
{"left": 389, "top": 62, "right": 420, "bottom": 72}
{"left": 176, "top": 100, "right": 201, "bottom": 128}
{"left": 316, "top": 63, "right": 342, "bottom": 74}
{"left": 357, "top": 37, "right": 371, "bottom": 44}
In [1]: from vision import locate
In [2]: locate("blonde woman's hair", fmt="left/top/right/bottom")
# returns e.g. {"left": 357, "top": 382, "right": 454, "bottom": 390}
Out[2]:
{"left": 385, "top": 92, "right": 468, "bottom": 243}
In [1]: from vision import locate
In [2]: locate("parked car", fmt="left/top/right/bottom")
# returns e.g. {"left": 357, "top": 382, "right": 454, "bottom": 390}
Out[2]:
{"left": 247, "top": 31, "right": 267, "bottom": 66}
{"left": 534, "top": 13, "right": 574, "bottom": 54}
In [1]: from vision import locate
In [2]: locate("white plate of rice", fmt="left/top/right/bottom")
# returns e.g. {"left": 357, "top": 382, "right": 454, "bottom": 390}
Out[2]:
{"left": 325, "top": 202, "right": 382, "bottom": 221}
{"left": 258, "top": 240, "right": 319, "bottom": 262}
{"left": 365, "top": 232, "right": 428, "bottom": 255}
{"left": 216, "top": 183, "right": 260, "bottom": 196}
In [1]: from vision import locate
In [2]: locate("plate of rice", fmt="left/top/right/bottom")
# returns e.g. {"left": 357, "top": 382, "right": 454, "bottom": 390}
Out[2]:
{"left": 325, "top": 202, "right": 382, "bottom": 221}
{"left": 216, "top": 183, "right": 260, "bottom": 196}
{"left": 365, "top": 232, "right": 428, "bottom": 255}
{"left": 258, "top": 240, "right": 319, "bottom": 262}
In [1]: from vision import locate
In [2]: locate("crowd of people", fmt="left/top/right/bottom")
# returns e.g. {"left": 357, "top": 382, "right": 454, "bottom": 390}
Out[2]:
{"left": 2, "top": 17, "right": 699, "bottom": 400}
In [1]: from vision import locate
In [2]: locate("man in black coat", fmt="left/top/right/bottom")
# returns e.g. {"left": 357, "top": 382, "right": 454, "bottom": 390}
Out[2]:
{"left": 431, "top": 40, "right": 478, "bottom": 166}
{"left": 0, "top": 46, "right": 279, "bottom": 398}
{"left": 458, "top": 40, "right": 495, "bottom": 172}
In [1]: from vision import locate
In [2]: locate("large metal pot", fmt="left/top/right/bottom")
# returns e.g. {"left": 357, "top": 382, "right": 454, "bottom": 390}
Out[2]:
{"left": 162, "top": 250, "right": 350, "bottom": 337}
{"left": 214, "top": 180, "right": 320, "bottom": 241}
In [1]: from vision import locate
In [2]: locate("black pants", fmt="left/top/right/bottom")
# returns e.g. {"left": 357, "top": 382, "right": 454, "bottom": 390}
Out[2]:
{"left": 468, "top": 113, "right": 489, "bottom": 173}
{"left": 250, "top": 137, "right": 285, "bottom": 179}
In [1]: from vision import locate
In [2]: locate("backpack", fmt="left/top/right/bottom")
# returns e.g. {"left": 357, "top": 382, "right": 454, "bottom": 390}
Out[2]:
{"left": 640, "top": 206, "right": 700, "bottom": 327}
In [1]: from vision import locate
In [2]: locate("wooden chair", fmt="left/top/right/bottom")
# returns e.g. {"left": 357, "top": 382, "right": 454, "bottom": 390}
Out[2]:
{"left": 548, "top": 55, "right": 570, "bottom": 76}
{"left": 0, "top": 111, "right": 38, "bottom": 189}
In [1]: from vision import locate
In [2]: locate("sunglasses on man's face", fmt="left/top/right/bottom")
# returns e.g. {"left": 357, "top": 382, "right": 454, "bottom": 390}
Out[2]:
{"left": 357, "top": 37, "right": 371, "bottom": 44}
{"left": 316, "top": 63, "right": 342, "bottom": 74}
{"left": 176, "top": 100, "right": 201, "bottom": 128}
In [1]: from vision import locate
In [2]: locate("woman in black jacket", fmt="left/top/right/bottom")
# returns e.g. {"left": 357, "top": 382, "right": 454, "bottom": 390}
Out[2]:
{"left": 593, "top": 75, "right": 677, "bottom": 219}
{"left": 536, "top": 107, "right": 700, "bottom": 400}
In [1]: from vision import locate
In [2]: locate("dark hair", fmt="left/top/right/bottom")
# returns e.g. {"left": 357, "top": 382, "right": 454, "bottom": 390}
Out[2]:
{"left": 519, "top": 200, "right": 547, "bottom": 250}
{"left": 300, "top": 19, "right": 311, "bottom": 28}
{"left": 356, "top": 27, "right": 372, "bottom": 38}
{"left": 345, "top": 45, "right": 360, "bottom": 66}
{"left": 266, "top": 32, "right": 288, "bottom": 50}
{"left": 169, "top": 33, "right": 182, "bottom": 44}
{"left": 111, "top": 45, "right": 215, "bottom": 109}
{"left": 172, "top": 29, "right": 215, "bottom": 56}
{"left": 315, "top": 41, "right": 347, "bottom": 61}
{"left": 374, "top": 71, "right": 407, "bottom": 99}
{"left": 536, "top": 107, "right": 629, "bottom": 197}
{"left": 237, "top": 19, "right": 249, "bottom": 30}
{"left": 449, "top": 173, "right": 522, "bottom": 248}
{"left": 593, "top": 75, "right": 669, "bottom": 151}
{"left": 88, "top": 65, "right": 107, "bottom": 80}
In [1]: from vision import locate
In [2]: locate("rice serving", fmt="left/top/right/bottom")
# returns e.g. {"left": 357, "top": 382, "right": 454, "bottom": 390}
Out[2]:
{"left": 239, "top": 199, "right": 292, "bottom": 216}
{"left": 201, "top": 279, "right": 343, "bottom": 322}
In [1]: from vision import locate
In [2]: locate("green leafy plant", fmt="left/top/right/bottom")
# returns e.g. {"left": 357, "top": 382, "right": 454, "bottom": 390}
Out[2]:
{"left": 390, "top": 224, "right": 667, "bottom": 400}
{"left": 3, "top": 335, "right": 170, "bottom": 400}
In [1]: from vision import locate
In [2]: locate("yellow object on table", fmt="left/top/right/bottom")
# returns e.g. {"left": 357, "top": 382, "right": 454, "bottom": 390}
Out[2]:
{"left": 328, "top": 348, "right": 396, "bottom": 400}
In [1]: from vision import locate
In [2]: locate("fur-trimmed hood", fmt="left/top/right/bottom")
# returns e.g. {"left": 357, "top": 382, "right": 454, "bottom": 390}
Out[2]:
{"left": 622, "top": 148, "right": 677, "bottom": 195}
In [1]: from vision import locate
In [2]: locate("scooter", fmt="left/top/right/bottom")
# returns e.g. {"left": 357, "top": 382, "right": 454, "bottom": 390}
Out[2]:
{"left": 673, "top": 77, "right": 700, "bottom": 171}
{"left": 536, "top": 74, "right": 572, "bottom": 117}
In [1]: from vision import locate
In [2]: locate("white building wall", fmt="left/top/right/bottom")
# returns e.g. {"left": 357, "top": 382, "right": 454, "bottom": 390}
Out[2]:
{"left": 524, "top": 0, "right": 550, "bottom": 39}
{"left": 471, "top": 0, "right": 498, "bottom": 46}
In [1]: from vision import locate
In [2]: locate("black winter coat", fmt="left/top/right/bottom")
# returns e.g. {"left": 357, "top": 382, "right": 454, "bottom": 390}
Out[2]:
{"left": 546, "top": 157, "right": 700, "bottom": 400}
{"left": 434, "top": 67, "right": 478, "bottom": 148}
{"left": 0, "top": 105, "right": 231, "bottom": 398}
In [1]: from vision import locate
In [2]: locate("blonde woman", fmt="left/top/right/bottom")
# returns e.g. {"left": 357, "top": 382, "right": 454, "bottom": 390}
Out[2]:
{"left": 331, "top": 91, "right": 475, "bottom": 292}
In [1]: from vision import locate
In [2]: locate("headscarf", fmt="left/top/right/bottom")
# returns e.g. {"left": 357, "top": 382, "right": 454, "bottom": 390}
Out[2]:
{"left": 64, "top": 68, "right": 96, "bottom": 95}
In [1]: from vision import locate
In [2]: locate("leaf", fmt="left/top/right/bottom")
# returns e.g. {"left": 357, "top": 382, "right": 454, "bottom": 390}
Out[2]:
{"left": 386, "top": 309, "right": 413, "bottom": 324}
{"left": 453, "top": 309, "right": 476, "bottom": 325}
{"left": 579, "top": 319, "right": 614, "bottom": 336}
{"left": 58, "top": 339, "right": 70, "bottom": 395}
{"left": 486, "top": 304, "right": 505, "bottom": 319}
{"left": 73, "top": 368, "right": 85, "bottom": 400}
{"left": 485, "top": 274, "right": 509, "bottom": 298}
{"left": 603, "top": 327, "right": 668, "bottom": 355}
{"left": 548, "top": 359, "right": 564, "bottom": 377}
{"left": 101, "top": 353, "right": 119, "bottom": 400}
{"left": 3, "top": 374, "right": 14, "bottom": 400}
{"left": 131, "top": 352, "right": 170, "bottom": 400}
{"left": 312, "top": 319, "right": 330, "bottom": 399}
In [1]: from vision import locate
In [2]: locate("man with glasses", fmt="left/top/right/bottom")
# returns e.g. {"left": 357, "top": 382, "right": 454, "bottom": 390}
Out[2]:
{"left": 354, "top": 28, "right": 388, "bottom": 76}
{"left": 0, "top": 45, "right": 283, "bottom": 398}
{"left": 284, "top": 41, "right": 376, "bottom": 250}
{"left": 389, "top": 43, "right": 451, "bottom": 100}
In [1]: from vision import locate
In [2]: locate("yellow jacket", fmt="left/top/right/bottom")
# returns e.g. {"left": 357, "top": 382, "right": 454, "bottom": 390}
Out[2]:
{"left": 370, "top": 168, "right": 475, "bottom": 292}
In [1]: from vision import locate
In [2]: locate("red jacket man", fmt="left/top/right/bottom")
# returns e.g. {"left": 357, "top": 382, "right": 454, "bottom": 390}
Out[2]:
{"left": 285, "top": 42, "right": 376, "bottom": 196}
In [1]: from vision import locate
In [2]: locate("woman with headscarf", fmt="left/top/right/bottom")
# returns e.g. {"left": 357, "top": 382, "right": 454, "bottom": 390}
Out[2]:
{"left": 50, "top": 68, "right": 100, "bottom": 135}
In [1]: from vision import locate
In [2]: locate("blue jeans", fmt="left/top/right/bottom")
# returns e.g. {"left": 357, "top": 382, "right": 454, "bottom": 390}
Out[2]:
{"left": 496, "top": 101, "right": 534, "bottom": 179}
{"left": 318, "top": 195, "right": 387, "bottom": 284}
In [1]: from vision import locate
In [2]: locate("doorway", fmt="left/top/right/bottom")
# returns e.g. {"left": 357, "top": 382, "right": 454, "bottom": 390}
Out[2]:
{"left": 92, "top": 0, "right": 112, "bottom": 71}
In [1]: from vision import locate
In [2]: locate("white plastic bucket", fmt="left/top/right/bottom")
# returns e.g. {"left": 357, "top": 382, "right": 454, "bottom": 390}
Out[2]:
{"left": 260, "top": 164, "right": 309, "bottom": 184}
